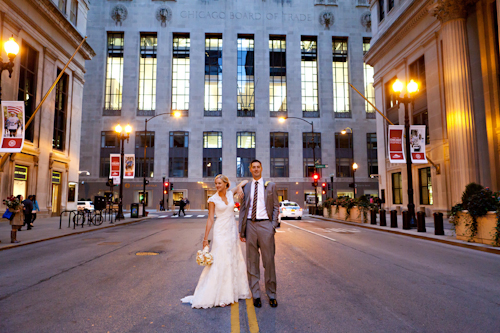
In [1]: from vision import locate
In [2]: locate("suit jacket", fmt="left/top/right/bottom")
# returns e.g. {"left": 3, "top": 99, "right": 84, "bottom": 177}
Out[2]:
{"left": 239, "top": 180, "right": 279, "bottom": 238}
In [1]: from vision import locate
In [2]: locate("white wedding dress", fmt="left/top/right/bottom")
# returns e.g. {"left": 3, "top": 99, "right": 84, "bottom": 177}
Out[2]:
{"left": 181, "top": 189, "right": 251, "bottom": 308}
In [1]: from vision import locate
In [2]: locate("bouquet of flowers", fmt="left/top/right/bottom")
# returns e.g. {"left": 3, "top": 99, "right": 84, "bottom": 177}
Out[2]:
{"left": 3, "top": 195, "right": 20, "bottom": 210}
{"left": 196, "top": 246, "right": 214, "bottom": 266}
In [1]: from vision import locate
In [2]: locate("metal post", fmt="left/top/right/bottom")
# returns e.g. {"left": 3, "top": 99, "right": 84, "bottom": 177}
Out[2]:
{"left": 353, "top": 167, "right": 356, "bottom": 199}
{"left": 162, "top": 176, "right": 165, "bottom": 211}
{"left": 404, "top": 98, "right": 416, "bottom": 227}
{"left": 142, "top": 119, "right": 147, "bottom": 217}
{"left": 166, "top": 178, "right": 169, "bottom": 211}
{"left": 117, "top": 136, "right": 125, "bottom": 219}
{"left": 312, "top": 122, "right": 318, "bottom": 213}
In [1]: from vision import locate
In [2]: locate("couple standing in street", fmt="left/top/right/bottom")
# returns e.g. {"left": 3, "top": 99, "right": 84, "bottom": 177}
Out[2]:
{"left": 182, "top": 159, "right": 279, "bottom": 309}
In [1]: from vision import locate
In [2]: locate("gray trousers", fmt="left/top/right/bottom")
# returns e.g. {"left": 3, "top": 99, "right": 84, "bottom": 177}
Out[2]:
{"left": 246, "top": 219, "right": 276, "bottom": 299}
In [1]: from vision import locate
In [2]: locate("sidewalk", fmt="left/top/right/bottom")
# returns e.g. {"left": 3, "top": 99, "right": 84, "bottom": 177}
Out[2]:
{"left": 306, "top": 213, "right": 500, "bottom": 255}
{"left": 0, "top": 212, "right": 152, "bottom": 251}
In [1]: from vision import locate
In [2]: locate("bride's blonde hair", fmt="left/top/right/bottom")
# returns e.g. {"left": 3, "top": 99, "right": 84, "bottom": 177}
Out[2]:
{"left": 214, "top": 174, "right": 230, "bottom": 188}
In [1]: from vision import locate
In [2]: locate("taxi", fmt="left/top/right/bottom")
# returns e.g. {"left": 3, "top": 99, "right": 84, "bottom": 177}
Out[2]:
{"left": 279, "top": 200, "right": 303, "bottom": 221}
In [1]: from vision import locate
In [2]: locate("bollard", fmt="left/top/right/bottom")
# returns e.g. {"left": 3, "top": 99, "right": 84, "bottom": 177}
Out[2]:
{"left": 380, "top": 209, "right": 387, "bottom": 226}
{"left": 390, "top": 210, "right": 398, "bottom": 228}
{"left": 417, "top": 211, "right": 426, "bottom": 232}
{"left": 370, "top": 210, "right": 377, "bottom": 225}
{"left": 402, "top": 211, "right": 410, "bottom": 230}
{"left": 434, "top": 212, "right": 444, "bottom": 235}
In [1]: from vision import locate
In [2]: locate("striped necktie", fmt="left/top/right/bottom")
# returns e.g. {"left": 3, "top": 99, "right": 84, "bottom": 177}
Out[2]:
{"left": 251, "top": 181, "right": 258, "bottom": 221}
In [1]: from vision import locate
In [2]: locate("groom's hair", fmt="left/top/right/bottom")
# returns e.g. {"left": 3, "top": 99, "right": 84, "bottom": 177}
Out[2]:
{"left": 249, "top": 159, "right": 262, "bottom": 167}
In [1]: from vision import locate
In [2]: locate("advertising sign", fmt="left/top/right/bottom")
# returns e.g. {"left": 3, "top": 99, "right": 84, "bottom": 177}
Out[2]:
{"left": 388, "top": 125, "right": 406, "bottom": 163}
{"left": 0, "top": 101, "right": 25, "bottom": 152}
{"left": 410, "top": 125, "right": 428, "bottom": 163}
{"left": 124, "top": 154, "right": 135, "bottom": 179}
{"left": 110, "top": 154, "right": 121, "bottom": 178}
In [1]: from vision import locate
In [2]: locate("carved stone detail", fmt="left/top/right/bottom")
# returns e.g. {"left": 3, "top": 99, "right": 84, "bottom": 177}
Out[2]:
{"left": 111, "top": 5, "right": 128, "bottom": 26}
{"left": 156, "top": 7, "right": 172, "bottom": 27}
{"left": 319, "top": 11, "right": 334, "bottom": 30}
{"left": 433, "top": 0, "right": 478, "bottom": 23}
{"left": 361, "top": 11, "right": 371, "bottom": 32}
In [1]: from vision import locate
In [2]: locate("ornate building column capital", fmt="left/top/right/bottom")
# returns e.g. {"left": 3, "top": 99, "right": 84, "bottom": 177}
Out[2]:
{"left": 433, "top": 0, "right": 478, "bottom": 23}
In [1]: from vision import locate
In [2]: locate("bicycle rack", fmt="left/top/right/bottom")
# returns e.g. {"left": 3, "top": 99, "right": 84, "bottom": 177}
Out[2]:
{"left": 59, "top": 210, "right": 77, "bottom": 229}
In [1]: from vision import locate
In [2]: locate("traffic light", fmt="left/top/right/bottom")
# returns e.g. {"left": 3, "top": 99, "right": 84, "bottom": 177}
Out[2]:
{"left": 349, "top": 183, "right": 355, "bottom": 188}
{"left": 143, "top": 179, "right": 149, "bottom": 185}
{"left": 163, "top": 181, "right": 169, "bottom": 195}
{"left": 312, "top": 174, "right": 319, "bottom": 187}
{"left": 170, "top": 183, "right": 174, "bottom": 190}
{"left": 328, "top": 183, "right": 331, "bottom": 191}
{"left": 322, "top": 182, "right": 326, "bottom": 188}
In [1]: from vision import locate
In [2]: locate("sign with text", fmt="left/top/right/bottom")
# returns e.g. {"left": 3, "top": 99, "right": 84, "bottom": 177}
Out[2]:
{"left": 124, "top": 154, "right": 135, "bottom": 179}
{"left": 410, "top": 125, "right": 428, "bottom": 163}
{"left": 388, "top": 125, "right": 406, "bottom": 163}
{"left": 0, "top": 101, "right": 25, "bottom": 152}
{"left": 110, "top": 154, "right": 121, "bottom": 178}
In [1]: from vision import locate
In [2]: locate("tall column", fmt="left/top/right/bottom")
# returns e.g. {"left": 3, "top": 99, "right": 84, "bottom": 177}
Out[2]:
{"left": 434, "top": 0, "right": 480, "bottom": 205}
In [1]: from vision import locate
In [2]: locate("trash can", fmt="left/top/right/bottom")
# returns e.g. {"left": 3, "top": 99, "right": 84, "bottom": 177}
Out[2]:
{"left": 131, "top": 203, "right": 139, "bottom": 218}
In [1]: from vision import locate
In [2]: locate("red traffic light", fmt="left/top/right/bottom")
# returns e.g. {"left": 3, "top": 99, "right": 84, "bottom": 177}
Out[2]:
{"left": 164, "top": 182, "right": 169, "bottom": 187}
{"left": 164, "top": 190, "right": 167, "bottom": 194}
{"left": 312, "top": 174, "right": 319, "bottom": 180}
{"left": 322, "top": 183, "right": 326, "bottom": 187}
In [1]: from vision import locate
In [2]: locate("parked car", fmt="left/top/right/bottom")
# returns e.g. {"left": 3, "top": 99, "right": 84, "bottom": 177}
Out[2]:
{"left": 77, "top": 201, "right": 94, "bottom": 211}
{"left": 279, "top": 201, "right": 303, "bottom": 221}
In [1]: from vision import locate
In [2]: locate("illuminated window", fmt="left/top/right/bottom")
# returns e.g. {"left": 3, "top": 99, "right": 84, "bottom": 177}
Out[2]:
{"left": 205, "top": 35, "right": 223, "bottom": 116}
{"left": 53, "top": 69, "right": 68, "bottom": 151}
{"left": 392, "top": 172, "right": 402, "bottom": 204}
{"left": 363, "top": 38, "right": 375, "bottom": 118}
{"left": 203, "top": 132, "right": 222, "bottom": 177}
{"left": 333, "top": 38, "right": 350, "bottom": 118}
{"left": 419, "top": 167, "right": 433, "bottom": 205}
{"left": 172, "top": 34, "right": 190, "bottom": 114}
{"left": 269, "top": 36, "right": 287, "bottom": 116}
{"left": 301, "top": 36, "right": 319, "bottom": 117}
{"left": 237, "top": 132, "right": 255, "bottom": 177}
{"left": 104, "top": 33, "right": 124, "bottom": 112}
{"left": 237, "top": 35, "right": 255, "bottom": 117}
{"left": 138, "top": 34, "right": 157, "bottom": 113}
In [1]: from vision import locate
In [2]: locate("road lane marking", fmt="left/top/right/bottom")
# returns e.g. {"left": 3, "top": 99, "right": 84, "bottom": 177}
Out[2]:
{"left": 159, "top": 215, "right": 168, "bottom": 218}
{"left": 282, "top": 221, "right": 336, "bottom": 242}
{"left": 231, "top": 302, "right": 240, "bottom": 333}
{"left": 245, "top": 298, "right": 259, "bottom": 333}
{"left": 171, "top": 215, "right": 178, "bottom": 218}
{"left": 184, "top": 215, "right": 193, "bottom": 218}
{"left": 197, "top": 215, "right": 205, "bottom": 217}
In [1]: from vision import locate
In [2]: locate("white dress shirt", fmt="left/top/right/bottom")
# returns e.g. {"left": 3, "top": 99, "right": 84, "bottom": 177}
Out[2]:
{"left": 247, "top": 178, "right": 269, "bottom": 220}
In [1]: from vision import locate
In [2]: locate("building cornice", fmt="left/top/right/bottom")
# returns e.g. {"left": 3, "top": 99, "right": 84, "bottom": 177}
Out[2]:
{"left": 432, "top": 0, "right": 478, "bottom": 23}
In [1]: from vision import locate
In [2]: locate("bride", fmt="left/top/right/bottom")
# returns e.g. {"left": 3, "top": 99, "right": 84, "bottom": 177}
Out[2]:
{"left": 181, "top": 175, "right": 251, "bottom": 308}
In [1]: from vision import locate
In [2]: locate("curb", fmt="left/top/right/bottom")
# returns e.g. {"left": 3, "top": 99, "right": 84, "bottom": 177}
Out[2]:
{"left": 308, "top": 215, "right": 500, "bottom": 256}
{"left": 0, "top": 217, "right": 152, "bottom": 251}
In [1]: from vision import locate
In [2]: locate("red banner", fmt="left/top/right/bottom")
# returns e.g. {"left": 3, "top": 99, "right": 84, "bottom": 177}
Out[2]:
{"left": 110, "top": 154, "right": 120, "bottom": 177}
{"left": 388, "top": 125, "right": 406, "bottom": 163}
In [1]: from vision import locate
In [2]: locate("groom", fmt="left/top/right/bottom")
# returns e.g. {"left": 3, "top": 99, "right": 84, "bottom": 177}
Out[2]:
{"left": 239, "top": 159, "right": 279, "bottom": 308}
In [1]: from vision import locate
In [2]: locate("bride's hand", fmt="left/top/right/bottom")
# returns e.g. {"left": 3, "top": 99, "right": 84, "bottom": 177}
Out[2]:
{"left": 203, "top": 239, "right": 209, "bottom": 249}
{"left": 237, "top": 180, "right": 249, "bottom": 188}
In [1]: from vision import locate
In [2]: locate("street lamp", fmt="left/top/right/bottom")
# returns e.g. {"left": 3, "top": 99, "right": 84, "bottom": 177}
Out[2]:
{"left": 115, "top": 123, "right": 132, "bottom": 219}
{"left": 341, "top": 127, "right": 354, "bottom": 194}
{"left": 0, "top": 36, "right": 20, "bottom": 102}
{"left": 141, "top": 111, "right": 181, "bottom": 216}
{"left": 352, "top": 162, "right": 358, "bottom": 198}
{"left": 279, "top": 116, "right": 319, "bottom": 213}
{"left": 392, "top": 78, "right": 419, "bottom": 227}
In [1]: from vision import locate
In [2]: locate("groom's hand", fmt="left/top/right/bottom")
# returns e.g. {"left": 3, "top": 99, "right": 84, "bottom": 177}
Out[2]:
{"left": 239, "top": 236, "right": 246, "bottom": 242}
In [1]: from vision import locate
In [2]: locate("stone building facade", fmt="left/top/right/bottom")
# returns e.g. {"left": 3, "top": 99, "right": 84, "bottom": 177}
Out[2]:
{"left": 0, "top": 0, "right": 94, "bottom": 217}
{"left": 79, "top": 0, "right": 378, "bottom": 211}
{"left": 365, "top": 0, "right": 500, "bottom": 215}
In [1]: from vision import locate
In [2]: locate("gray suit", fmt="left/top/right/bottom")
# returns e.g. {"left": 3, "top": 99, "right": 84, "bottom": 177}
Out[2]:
{"left": 239, "top": 180, "right": 279, "bottom": 299}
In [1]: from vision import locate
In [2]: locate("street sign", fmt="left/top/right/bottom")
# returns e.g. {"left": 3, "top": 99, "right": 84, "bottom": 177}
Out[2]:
{"left": 315, "top": 164, "right": 327, "bottom": 168}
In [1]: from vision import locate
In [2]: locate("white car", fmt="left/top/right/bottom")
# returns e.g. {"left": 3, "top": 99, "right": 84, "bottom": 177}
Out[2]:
{"left": 77, "top": 201, "right": 94, "bottom": 211}
{"left": 279, "top": 201, "right": 303, "bottom": 221}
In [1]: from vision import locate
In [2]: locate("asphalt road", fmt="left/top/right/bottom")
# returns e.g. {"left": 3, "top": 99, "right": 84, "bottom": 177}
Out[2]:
{"left": 1, "top": 215, "right": 499, "bottom": 333}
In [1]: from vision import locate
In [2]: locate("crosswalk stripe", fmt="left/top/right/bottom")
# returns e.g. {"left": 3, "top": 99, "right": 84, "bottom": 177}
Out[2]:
{"left": 159, "top": 215, "right": 168, "bottom": 218}
{"left": 197, "top": 215, "right": 205, "bottom": 217}
{"left": 184, "top": 215, "right": 193, "bottom": 217}
{"left": 171, "top": 215, "right": 178, "bottom": 218}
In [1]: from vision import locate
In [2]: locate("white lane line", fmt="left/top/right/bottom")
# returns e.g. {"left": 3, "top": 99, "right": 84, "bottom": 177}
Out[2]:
{"left": 159, "top": 215, "right": 168, "bottom": 218}
{"left": 281, "top": 221, "right": 336, "bottom": 242}
{"left": 171, "top": 215, "right": 178, "bottom": 218}
{"left": 184, "top": 215, "right": 193, "bottom": 218}
{"left": 197, "top": 215, "right": 205, "bottom": 217}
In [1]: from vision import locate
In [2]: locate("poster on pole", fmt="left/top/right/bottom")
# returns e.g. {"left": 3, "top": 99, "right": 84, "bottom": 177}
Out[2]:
{"left": 124, "top": 154, "right": 135, "bottom": 178}
{"left": 0, "top": 101, "right": 25, "bottom": 152}
{"left": 388, "top": 125, "right": 406, "bottom": 163}
{"left": 110, "top": 154, "right": 121, "bottom": 178}
{"left": 410, "top": 125, "right": 428, "bottom": 163}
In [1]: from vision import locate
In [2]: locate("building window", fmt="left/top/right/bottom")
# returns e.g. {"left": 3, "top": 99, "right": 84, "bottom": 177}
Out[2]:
{"left": 104, "top": 33, "right": 124, "bottom": 113}
{"left": 100, "top": 131, "right": 119, "bottom": 178}
{"left": 138, "top": 34, "right": 157, "bottom": 113}
{"left": 367, "top": 133, "right": 378, "bottom": 176}
{"left": 169, "top": 132, "right": 188, "bottom": 177}
{"left": 301, "top": 36, "right": 319, "bottom": 118}
{"left": 18, "top": 42, "right": 38, "bottom": 142}
{"left": 53, "top": 69, "right": 68, "bottom": 151}
{"left": 172, "top": 34, "right": 190, "bottom": 114}
{"left": 333, "top": 38, "right": 350, "bottom": 118}
{"left": 269, "top": 36, "right": 287, "bottom": 116}
{"left": 70, "top": 0, "right": 78, "bottom": 25}
{"left": 270, "top": 132, "right": 289, "bottom": 177}
{"left": 13, "top": 165, "right": 28, "bottom": 198}
{"left": 303, "top": 132, "right": 321, "bottom": 177}
{"left": 388, "top": 0, "right": 395, "bottom": 12}
{"left": 385, "top": 77, "right": 399, "bottom": 125}
{"left": 58, "top": 0, "right": 67, "bottom": 14}
{"left": 335, "top": 132, "right": 353, "bottom": 178}
{"left": 135, "top": 131, "right": 155, "bottom": 178}
{"left": 237, "top": 132, "right": 255, "bottom": 178}
{"left": 392, "top": 172, "right": 402, "bottom": 204}
{"left": 203, "top": 132, "right": 222, "bottom": 177}
{"left": 419, "top": 167, "right": 433, "bottom": 205}
{"left": 363, "top": 38, "right": 375, "bottom": 118}
{"left": 237, "top": 35, "right": 255, "bottom": 117}
{"left": 205, "top": 34, "right": 223, "bottom": 116}
{"left": 379, "top": 0, "right": 385, "bottom": 22}
{"left": 410, "top": 56, "right": 429, "bottom": 144}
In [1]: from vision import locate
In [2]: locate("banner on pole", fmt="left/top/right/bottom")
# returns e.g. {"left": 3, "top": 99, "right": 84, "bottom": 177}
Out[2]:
{"left": 410, "top": 125, "right": 428, "bottom": 163}
{"left": 124, "top": 154, "right": 135, "bottom": 179}
{"left": 0, "top": 101, "right": 25, "bottom": 152}
{"left": 110, "top": 154, "right": 120, "bottom": 178}
{"left": 388, "top": 125, "right": 406, "bottom": 163}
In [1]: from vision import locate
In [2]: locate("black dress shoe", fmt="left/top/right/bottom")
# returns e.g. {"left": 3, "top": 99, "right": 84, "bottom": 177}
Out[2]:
{"left": 269, "top": 299, "right": 278, "bottom": 308}
{"left": 253, "top": 298, "right": 262, "bottom": 308}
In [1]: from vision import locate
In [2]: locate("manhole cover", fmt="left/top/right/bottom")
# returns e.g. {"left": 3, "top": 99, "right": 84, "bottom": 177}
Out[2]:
{"left": 97, "top": 242, "right": 122, "bottom": 245}
{"left": 136, "top": 252, "right": 160, "bottom": 256}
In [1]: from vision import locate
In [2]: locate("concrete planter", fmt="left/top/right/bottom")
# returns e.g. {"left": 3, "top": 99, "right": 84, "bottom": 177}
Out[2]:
{"left": 323, "top": 206, "right": 367, "bottom": 223}
{"left": 454, "top": 211, "right": 498, "bottom": 246}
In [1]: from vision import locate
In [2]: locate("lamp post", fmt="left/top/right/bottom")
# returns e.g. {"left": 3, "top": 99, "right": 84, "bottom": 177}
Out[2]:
{"left": 352, "top": 162, "right": 358, "bottom": 199}
{"left": 141, "top": 111, "right": 181, "bottom": 217}
{"left": 341, "top": 127, "right": 355, "bottom": 197}
{"left": 0, "top": 36, "right": 20, "bottom": 102}
{"left": 392, "top": 78, "right": 419, "bottom": 227}
{"left": 279, "top": 116, "right": 318, "bottom": 212}
{"left": 115, "top": 123, "right": 132, "bottom": 219}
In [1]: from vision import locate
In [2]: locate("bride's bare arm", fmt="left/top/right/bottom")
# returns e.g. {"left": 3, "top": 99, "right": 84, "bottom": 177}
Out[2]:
{"left": 233, "top": 180, "right": 249, "bottom": 200}
{"left": 203, "top": 202, "right": 216, "bottom": 248}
